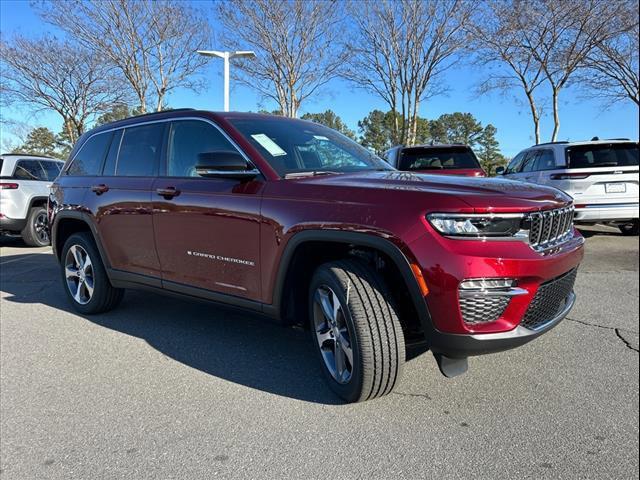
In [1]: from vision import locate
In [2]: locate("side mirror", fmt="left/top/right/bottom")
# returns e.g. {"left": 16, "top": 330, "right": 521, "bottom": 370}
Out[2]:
{"left": 495, "top": 166, "right": 505, "bottom": 175}
{"left": 195, "top": 151, "right": 259, "bottom": 180}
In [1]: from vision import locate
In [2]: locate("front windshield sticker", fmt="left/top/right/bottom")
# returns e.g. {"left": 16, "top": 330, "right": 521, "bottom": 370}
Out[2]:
{"left": 251, "top": 134, "right": 287, "bottom": 156}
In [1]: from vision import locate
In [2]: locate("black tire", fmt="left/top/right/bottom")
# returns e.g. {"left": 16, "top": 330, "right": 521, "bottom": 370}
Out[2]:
{"left": 308, "top": 259, "right": 405, "bottom": 402}
{"left": 60, "top": 232, "right": 124, "bottom": 314}
{"left": 618, "top": 220, "right": 639, "bottom": 236}
{"left": 21, "top": 206, "right": 50, "bottom": 247}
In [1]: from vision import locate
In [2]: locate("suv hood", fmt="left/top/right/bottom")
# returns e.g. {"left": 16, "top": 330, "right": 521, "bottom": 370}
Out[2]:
{"left": 293, "top": 171, "right": 572, "bottom": 212}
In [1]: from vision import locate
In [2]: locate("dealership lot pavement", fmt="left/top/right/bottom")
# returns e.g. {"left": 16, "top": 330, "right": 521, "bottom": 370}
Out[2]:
{"left": 1, "top": 226, "right": 638, "bottom": 479}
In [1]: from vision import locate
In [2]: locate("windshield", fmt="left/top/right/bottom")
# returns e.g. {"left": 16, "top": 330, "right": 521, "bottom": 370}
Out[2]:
{"left": 227, "top": 116, "right": 392, "bottom": 177}
{"left": 399, "top": 146, "right": 481, "bottom": 171}
{"left": 566, "top": 143, "right": 639, "bottom": 169}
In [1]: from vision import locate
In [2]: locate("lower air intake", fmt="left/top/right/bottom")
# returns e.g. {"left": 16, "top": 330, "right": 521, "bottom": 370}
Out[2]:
{"left": 521, "top": 268, "right": 577, "bottom": 330}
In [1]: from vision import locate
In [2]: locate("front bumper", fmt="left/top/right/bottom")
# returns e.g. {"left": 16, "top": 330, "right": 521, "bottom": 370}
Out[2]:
{"left": 405, "top": 222, "right": 584, "bottom": 357}
{"left": 574, "top": 202, "right": 639, "bottom": 222}
{"left": 429, "top": 291, "right": 575, "bottom": 357}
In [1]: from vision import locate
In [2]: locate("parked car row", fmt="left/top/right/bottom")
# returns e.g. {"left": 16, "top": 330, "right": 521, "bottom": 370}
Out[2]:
{"left": 382, "top": 138, "right": 639, "bottom": 236}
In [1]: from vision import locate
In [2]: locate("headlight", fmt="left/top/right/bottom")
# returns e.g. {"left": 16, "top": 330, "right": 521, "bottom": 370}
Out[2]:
{"left": 427, "top": 213, "right": 526, "bottom": 238}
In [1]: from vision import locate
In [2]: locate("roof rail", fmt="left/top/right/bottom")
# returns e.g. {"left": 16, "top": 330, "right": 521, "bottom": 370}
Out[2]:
{"left": 534, "top": 141, "right": 570, "bottom": 146}
{"left": 124, "top": 108, "right": 195, "bottom": 121}
{"left": 0, "top": 152, "right": 57, "bottom": 159}
{"left": 605, "top": 138, "right": 631, "bottom": 141}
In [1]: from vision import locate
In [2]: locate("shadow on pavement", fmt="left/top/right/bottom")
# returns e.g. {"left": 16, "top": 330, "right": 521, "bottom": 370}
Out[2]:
{"left": 576, "top": 224, "right": 627, "bottom": 239}
{"left": 0, "top": 236, "right": 30, "bottom": 248}
{"left": 0, "top": 251, "right": 344, "bottom": 405}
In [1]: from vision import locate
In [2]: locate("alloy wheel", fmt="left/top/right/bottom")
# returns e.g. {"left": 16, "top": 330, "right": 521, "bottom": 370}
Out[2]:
{"left": 64, "top": 245, "right": 94, "bottom": 305}
{"left": 312, "top": 285, "right": 354, "bottom": 384}
{"left": 34, "top": 211, "right": 49, "bottom": 244}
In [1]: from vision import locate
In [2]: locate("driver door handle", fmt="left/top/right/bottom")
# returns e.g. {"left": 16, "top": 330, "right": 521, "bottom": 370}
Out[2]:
{"left": 156, "top": 186, "right": 180, "bottom": 199}
{"left": 91, "top": 184, "right": 109, "bottom": 195}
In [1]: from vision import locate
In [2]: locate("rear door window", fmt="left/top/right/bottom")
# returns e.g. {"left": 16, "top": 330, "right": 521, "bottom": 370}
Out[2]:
{"left": 533, "top": 150, "right": 556, "bottom": 171}
{"left": 117, "top": 124, "right": 165, "bottom": 177}
{"left": 67, "top": 132, "right": 113, "bottom": 176}
{"left": 521, "top": 151, "right": 539, "bottom": 172}
{"left": 566, "top": 143, "right": 639, "bottom": 169}
{"left": 13, "top": 160, "right": 45, "bottom": 180}
{"left": 102, "top": 129, "right": 123, "bottom": 176}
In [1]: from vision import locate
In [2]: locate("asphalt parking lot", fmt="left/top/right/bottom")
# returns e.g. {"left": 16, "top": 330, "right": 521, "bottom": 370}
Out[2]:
{"left": 0, "top": 225, "right": 638, "bottom": 479}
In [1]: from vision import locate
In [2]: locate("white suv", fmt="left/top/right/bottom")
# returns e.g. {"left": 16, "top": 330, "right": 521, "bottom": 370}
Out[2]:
{"left": 499, "top": 139, "right": 639, "bottom": 236}
{"left": 0, "top": 154, "right": 64, "bottom": 246}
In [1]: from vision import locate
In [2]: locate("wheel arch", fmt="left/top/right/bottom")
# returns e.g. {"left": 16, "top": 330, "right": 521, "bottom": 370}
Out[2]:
{"left": 265, "top": 230, "right": 433, "bottom": 343}
{"left": 27, "top": 196, "right": 49, "bottom": 210}
{"left": 51, "top": 211, "right": 110, "bottom": 268}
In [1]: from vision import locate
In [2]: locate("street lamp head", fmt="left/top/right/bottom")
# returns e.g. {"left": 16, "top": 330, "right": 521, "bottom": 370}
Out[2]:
{"left": 197, "top": 50, "right": 226, "bottom": 59}
{"left": 230, "top": 51, "right": 256, "bottom": 59}
{"left": 197, "top": 50, "right": 256, "bottom": 60}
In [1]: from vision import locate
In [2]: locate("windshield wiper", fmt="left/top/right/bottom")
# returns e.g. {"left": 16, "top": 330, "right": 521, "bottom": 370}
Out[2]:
{"left": 284, "top": 170, "right": 342, "bottom": 179}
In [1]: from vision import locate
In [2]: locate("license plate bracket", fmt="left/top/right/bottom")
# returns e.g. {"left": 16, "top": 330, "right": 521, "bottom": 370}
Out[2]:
{"left": 605, "top": 183, "right": 626, "bottom": 193}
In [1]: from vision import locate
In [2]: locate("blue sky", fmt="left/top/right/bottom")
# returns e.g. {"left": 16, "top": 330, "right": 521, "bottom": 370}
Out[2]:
{"left": 1, "top": 0, "right": 638, "bottom": 157}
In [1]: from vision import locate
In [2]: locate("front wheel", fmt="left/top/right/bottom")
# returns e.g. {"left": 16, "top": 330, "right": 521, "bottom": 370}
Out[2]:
{"left": 618, "top": 219, "right": 639, "bottom": 236}
{"left": 309, "top": 259, "right": 405, "bottom": 403}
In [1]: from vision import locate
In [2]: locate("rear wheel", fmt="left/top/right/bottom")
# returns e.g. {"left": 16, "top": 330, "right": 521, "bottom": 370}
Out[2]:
{"left": 21, "top": 206, "right": 49, "bottom": 247}
{"left": 309, "top": 259, "right": 405, "bottom": 403}
{"left": 61, "top": 232, "right": 124, "bottom": 314}
{"left": 618, "top": 219, "right": 639, "bottom": 236}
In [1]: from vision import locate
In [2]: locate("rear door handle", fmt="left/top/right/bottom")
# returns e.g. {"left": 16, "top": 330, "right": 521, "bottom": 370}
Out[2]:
{"left": 156, "top": 187, "right": 180, "bottom": 199}
{"left": 91, "top": 184, "right": 109, "bottom": 195}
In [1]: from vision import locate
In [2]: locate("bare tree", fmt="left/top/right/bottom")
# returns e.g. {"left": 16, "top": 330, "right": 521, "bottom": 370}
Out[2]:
{"left": 581, "top": 3, "right": 639, "bottom": 108}
{"left": 345, "top": 0, "right": 471, "bottom": 145}
{"left": 37, "top": 0, "right": 211, "bottom": 113}
{"left": 216, "top": 0, "right": 348, "bottom": 118}
{"left": 0, "top": 35, "right": 123, "bottom": 143}
{"left": 522, "top": 0, "right": 624, "bottom": 141}
{"left": 469, "top": 0, "right": 547, "bottom": 144}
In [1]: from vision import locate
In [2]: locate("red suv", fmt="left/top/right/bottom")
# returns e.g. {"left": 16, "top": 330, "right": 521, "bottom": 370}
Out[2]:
{"left": 50, "top": 110, "right": 584, "bottom": 402}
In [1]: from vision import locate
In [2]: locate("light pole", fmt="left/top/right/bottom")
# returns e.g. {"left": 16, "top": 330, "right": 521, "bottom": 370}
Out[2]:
{"left": 197, "top": 50, "right": 256, "bottom": 112}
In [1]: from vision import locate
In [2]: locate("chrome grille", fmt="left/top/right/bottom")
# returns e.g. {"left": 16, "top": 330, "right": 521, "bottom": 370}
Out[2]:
{"left": 459, "top": 296, "right": 510, "bottom": 325}
{"left": 521, "top": 268, "right": 577, "bottom": 330}
{"left": 527, "top": 206, "right": 575, "bottom": 252}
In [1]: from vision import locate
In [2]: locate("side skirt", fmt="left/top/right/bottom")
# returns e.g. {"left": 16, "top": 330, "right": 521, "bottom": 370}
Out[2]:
{"left": 107, "top": 268, "right": 270, "bottom": 317}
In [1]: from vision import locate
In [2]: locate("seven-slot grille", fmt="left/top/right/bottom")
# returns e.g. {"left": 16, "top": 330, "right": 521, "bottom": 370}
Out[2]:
{"left": 526, "top": 206, "right": 575, "bottom": 251}
{"left": 521, "top": 268, "right": 577, "bottom": 330}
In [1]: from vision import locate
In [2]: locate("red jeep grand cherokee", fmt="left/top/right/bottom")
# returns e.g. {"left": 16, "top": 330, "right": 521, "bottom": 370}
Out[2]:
{"left": 50, "top": 110, "right": 584, "bottom": 402}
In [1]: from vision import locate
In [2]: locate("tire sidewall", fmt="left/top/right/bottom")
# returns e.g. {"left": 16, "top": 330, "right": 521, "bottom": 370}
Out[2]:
{"left": 308, "top": 266, "right": 364, "bottom": 403}
{"left": 60, "top": 233, "right": 108, "bottom": 314}
{"left": 24, "top": 207, "right": 49, "bottom": 247}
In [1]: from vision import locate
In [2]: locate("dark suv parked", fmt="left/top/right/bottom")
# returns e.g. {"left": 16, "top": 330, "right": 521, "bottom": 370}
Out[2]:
{"left": 50, "top": 109, "right": 584, "bottom": 402}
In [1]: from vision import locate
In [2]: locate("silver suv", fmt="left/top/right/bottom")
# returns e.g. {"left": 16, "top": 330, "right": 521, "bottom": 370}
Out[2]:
{"left": 498, "top": 139, "right": 639, "bottom": 235}
{"left": 0, "top": 154, "right": 64, "bottom": 246}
